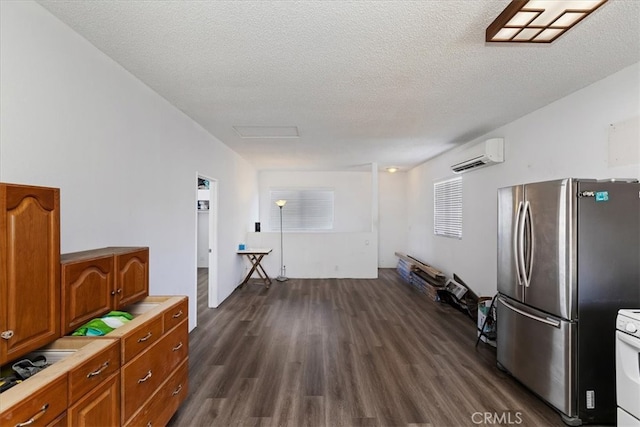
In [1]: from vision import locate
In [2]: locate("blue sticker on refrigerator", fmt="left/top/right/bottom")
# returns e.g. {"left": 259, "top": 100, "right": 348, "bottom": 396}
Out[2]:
{"left": 595, "top": 191, "right": 609, "bottom": 202}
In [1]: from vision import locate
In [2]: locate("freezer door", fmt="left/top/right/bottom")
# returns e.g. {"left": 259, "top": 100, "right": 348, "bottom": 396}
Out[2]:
{"left": 497, "top": 296, "right": 576, "bottom": 418}
{"left": 523, "top": 179, "right": 576, "bottom": 320}
{"left": 577, "top": 180, "right": 640, "bottom": 310}
{"left": 497, "top": 185, "right": 525, "bottom": 302}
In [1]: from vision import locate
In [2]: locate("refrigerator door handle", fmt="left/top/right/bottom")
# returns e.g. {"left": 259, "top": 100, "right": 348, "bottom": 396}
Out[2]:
{"left": 513, "top": 201, "right": 525, "bottom": 287}
{"left": 523, "top": 201, "right": 534, "bottom": 287}
{"left": 516, "top": 201, "right": 527, "bottom": 287}
{"left": 499, "top": 297, "right": 561, "bottom": 328}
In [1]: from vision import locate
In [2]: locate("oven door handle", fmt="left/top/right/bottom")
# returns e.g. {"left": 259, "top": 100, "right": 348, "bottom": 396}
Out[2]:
{"left": 617, "top": 330, "right": 640, "bottom": 350}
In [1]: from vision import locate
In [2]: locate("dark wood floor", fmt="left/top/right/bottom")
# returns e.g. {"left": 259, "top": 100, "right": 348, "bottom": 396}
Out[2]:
{"left": 167, "top": 269, "right": 565, "bottom": 427}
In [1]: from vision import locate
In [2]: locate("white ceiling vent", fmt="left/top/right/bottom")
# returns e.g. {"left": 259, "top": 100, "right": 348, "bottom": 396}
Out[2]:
{"left": 451, "top": 138, "right": 504, "bottom": 174}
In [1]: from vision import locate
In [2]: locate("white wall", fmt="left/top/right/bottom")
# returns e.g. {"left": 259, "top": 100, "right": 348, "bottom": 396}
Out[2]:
{"left": 407, "top": 62, "right": 640, "bottom": 298}
{"left": 0, "top": 1, "right": 259, "bottom": 330}
{"left": 246, "top": 231, "right": 377, "bottom": 278}
{"left": 378, "top": 172, "right": 408, "bottom": 268}
{"left": 247, "top": 170, "right": 379, "bottom": 278}
{"left": 258, "top": 170, "right": 373, "bottom": 232}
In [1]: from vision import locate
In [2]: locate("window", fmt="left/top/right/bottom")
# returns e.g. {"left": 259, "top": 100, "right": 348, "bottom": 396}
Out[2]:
{"left": 270, "top": 189, "right": 334, "bottom": 231}
{"left": 434, "top": 177, "right": 462, "bottom": 239}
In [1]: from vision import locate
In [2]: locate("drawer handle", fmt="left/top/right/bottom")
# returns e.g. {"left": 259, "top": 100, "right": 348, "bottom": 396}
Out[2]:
{"left": 15, "top": 403, "right": 49, "bottom": 427}
{"left": 138, "top": 370, "right": 153, "bottom": 383}
{"left": 172, "top": 310, "right": 183, "bottom": 319}
{"left": 116, "top": 288, "right": 122, "bottom": 294}
{"left": 147, "top": 422, "right": 152, "bottom": 427}
{"left": 87, "top": 360, "right": 110, "bottom": 378}
{"left": 2, "top": 330, "right": 15, "bottom": 340}
{"left": 172, "top": 384, "right": 183, "bottom": 396}
{"left": 137, "top": 332, "right": 153, "bottom": 343}
{"left": 172, "top": 342, "right": 183, "bottom": 352}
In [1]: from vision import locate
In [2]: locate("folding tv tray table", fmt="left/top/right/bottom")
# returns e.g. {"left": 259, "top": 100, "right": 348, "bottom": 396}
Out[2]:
{"left": 237, "top": 248, "right": 273, "bottom": 288}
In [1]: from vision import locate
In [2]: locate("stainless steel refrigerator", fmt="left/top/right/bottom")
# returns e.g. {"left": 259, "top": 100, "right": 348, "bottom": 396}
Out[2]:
{"left": 496, "top": 178, "right": 640, "bottom": 426}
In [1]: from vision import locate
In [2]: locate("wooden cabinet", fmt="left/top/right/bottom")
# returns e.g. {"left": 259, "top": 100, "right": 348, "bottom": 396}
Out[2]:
{"left": 0, "top": 374, "right": 67, "bottom": 427}
{"left": 121, "top": 319, "right": 188, "bottom": 421}
{"left": 0, "top": 300, "right": 188, "bottom": 427}
{"left": 0, "top": 338, "right": 120, "bottom": 427}
{"left": 124, "top": 358, "right": 188, "bottom": 427}
{"left": 60, "top": 254, "right": 114, "bottom": 335}
{"left": 105, "top": 296, "right": 189, "bottom": 425}
{"left": 112, "top": 247, "right": 149, "bottom": 308}
{"left": 67, "top": 338, "right": 120, "bottom": 403}
{"left": 68, "top": 372, "right": 120, "bottom": 427}
{"left": 1, "top": 181, "right": 187, "bottom": 425}
{"left": 60, "top": 247, "right": 149, "bottom": 335}
{"left": 0, "top": 183, "right": 61, "bottom": 365}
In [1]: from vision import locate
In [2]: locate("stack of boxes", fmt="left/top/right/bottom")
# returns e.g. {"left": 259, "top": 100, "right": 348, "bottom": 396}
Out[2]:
{"left": 395, "top": 253, "right": 445, "bottom": 301}
{"left": 396, "top": 257, "right": 413, "bottom": 283}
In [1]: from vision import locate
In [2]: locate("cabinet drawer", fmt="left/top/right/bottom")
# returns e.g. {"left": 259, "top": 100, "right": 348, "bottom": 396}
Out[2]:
{"left": 163, "top": 298, "right": 188, "bottom": 332}
{"left": 122, "top": 320, "right": 188, "bottom": 422}
{"left": 68, "top": 339, "right": 120, "bottom": 405}
{"left": 124, "top": 358, "right": 189, "bottom": 427}
{"left": 159, "top": 319, "right": 188, "bottom": 375}
{"left": 0, "top": 375, "right": 67, "bottom": 427}
{"left": 121, "top": 315, "right": 163, "bottom": 363}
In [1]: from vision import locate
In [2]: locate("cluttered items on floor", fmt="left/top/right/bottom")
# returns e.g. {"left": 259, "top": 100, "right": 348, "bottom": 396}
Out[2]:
{"left": 395, "top": 252, "right": 446, "bottom": 300}
{"left": 437, "top": 273, "right": 480, "bottom": 321}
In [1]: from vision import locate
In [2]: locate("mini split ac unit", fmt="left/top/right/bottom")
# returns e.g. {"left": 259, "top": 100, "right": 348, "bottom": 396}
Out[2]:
{"left": 450, "top": 138, "right": 504, "bottom": 173}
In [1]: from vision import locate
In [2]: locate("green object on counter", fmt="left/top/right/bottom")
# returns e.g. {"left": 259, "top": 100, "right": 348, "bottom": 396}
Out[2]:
{"left": 72, "top": 311, "right": 133, "bottom": 336}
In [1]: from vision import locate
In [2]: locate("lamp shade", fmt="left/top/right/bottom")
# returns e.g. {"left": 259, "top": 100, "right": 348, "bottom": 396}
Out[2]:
{"left": 275, "top": 199, "right": 287, "bottom": 207}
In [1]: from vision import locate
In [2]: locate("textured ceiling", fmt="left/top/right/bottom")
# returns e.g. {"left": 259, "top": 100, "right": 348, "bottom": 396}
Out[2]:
{"left": 37, "top": 0, "right": 640, "bottom": 172}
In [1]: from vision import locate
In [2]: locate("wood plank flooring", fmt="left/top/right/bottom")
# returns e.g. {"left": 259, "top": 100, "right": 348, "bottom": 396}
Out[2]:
{"left": 167, "top": 269, "right": 565, "bottom": 427}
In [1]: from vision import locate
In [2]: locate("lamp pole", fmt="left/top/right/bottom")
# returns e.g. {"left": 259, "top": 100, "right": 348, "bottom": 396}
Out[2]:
{"left": 275, "top": 200, "right": 288, "bottom": 281}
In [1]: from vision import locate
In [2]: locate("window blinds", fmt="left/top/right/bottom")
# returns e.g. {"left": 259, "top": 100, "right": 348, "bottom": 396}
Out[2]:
{"left": 270, "top": 189, "right": 334, "bottom": 231}
{"left": 434, "top": 177, "right": 462, "bottom": 239}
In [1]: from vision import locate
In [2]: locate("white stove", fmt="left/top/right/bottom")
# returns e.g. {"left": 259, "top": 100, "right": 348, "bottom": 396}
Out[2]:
{"left": 616, "top": 309, "right": 640, "bottom": 426}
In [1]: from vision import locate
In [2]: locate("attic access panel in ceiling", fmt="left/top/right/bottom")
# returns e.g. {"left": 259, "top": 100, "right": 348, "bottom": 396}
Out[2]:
{"left": 233, "top": 126, "right": 300, "bottom": 139}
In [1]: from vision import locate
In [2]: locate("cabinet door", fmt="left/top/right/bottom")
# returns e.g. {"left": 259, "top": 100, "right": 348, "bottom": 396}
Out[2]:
{"left": 61, "top": 255, "right": 114, "bottom": 335}
{"left": 68, "top": 372, "right": 120, "bottom": 427}
{"left": 114, "top": 248, "right": 149, "bottom": 308}
{"left": 0, "top": 183, "right": 60, "bottom": 364}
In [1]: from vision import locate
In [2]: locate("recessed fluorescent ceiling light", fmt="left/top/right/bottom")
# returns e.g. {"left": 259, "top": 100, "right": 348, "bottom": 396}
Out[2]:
{"left": 486, "top": 0, "right": 607, "bottom": 43}
{"left": 233, "top": 126, "right": 300, "bottom": 139}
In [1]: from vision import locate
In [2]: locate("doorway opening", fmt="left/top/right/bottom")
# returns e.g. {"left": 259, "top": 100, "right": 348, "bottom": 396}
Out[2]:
{"left": 196, "top": 174, "right": 219, "bottom": 322}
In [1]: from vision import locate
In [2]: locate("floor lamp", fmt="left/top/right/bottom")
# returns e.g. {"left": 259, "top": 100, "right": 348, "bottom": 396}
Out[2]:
{"left": 275, "top": 199, "right": 288, "bottom": 282}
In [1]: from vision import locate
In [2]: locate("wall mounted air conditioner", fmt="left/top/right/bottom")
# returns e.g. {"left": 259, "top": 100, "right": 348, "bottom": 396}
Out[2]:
{"left": 450, "top": 138, "right": 504, "bottom": 173}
